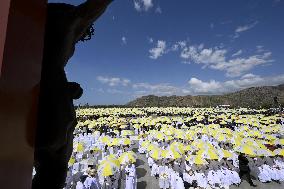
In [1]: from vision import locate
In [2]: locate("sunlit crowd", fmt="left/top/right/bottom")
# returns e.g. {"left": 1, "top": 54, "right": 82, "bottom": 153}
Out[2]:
{"left": 37, "top": 107, "right": 284, "bottom": 189}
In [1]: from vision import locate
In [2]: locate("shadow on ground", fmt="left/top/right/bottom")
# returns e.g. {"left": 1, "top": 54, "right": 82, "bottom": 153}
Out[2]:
{"left": 136, "top": 168, "right": 147, "bottom": 179}
{"left": 137, "top": 181, "right": 147, "bottom": 189}
{"left": 135, "top": 159, "right": 145, "bottom": 167}
{"left": 132, "top": 147, "right": 139, "bottom": 153}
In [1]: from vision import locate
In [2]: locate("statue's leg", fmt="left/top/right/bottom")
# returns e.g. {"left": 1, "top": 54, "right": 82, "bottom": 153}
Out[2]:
{"left": 32, "top": 124, "right": 75, "bottom": 189}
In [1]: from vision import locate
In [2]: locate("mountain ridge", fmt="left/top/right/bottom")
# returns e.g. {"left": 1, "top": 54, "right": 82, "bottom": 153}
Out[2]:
{"left": 127, "top": 84, "right": 284, "bottom": 108}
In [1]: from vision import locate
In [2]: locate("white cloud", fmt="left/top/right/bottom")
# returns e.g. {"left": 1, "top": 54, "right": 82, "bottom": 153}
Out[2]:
{"left": 134, "top": 0, "right": 153, "bottom": 12}
{"left": 106, "top": 89, "right": 125, "bottom": 94}
{"left": 188, "top": 78, "right": 222, "bottom": 94}
{"left": 134, "top": 1, "right": 142, "bottom": 11}
{"left": 235, "top": 21, "right": 258, "bottom": 33}
{"left": 150, "top": 39, "right": 273, "bottom": 77}
{"left": 97, "top": 73, "right": 284, "bottom": 97}
{"left": 256, "top": 45, "right": 265, "bottom": 53}
{"left": 232, "top": 50, "right": 242, "bottom": 57}
{"left": 210, "top": 23, "right": 214, "bottom": 29}
{"left": 155, "top": 6, "right": 162, "bottom": 14}
{"left": 171, "top": 41, "right": 187, "bottom": 51}
{"left": 181, "top": 46, "right": 227, "bottom": 65}
{"left": 97, "top": 76, "right": 131, "bottom": 87}
{"left": 122, "top": 36, "right": 127, "bottom": 45}
{"left": 212, "top": 52, "right": 273, "bottom": 77}
{"left": 149, "top": 40, "right": 167, "bottom": 59}
{"left": 133, "top": 82, "right": 182, "bottom": 96}
{"left": 188, "top": 74, "right": 284, "bottom": 95}
{"left": 131, "top": 73, "right": 284, "bottom": 96}
{"left": 179, "top": 44, "right": 272, "bottom": 77}
{"left": 233, "top": 21, "right": 258, "bottom": 39}
{"left": 148, "top": 37, "right": 154, "bottom": 43}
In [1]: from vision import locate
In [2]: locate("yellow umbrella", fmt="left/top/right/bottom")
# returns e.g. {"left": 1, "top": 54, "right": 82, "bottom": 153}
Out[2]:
{"left": 221, "top": 149, "right": 233, "bottom": 158}
{"left": 121, "top": 130, "right": 134, "bottom": 136}
{"left": 119, "top": 151, "right": 137, "bottom": 165}
{"left": 215, "top": 134, "right": 230, "bottom": 142}
{"left": 133, "top": 124, "right": 140, "bottom": 129}
{"left": 100, "top": 136, "right": 111, "bottom": 144}
{"left": 257, "top": 149, "right": 275, "bottom": 157}
{"left": 191, "top": 139, "right": 206, "bottom": 149}
{"left": 92, "top": 147, "right": 102, "bottom": 153}
{"left": 235, "top": 145, "right": 257, "bottom": 156}
{"left": 170, "top": 142, "right": 185, "bottom": 154}
{"left": 181, "top": 125, "right": 189, "bottom": 129}
{"left": 192, "top": 155, "right": 208, "bottom": 165}
{"left": 93, "top": 131, "right": 100, "bottom": 136}
{"left": 232, "top": 135, "right": 243, "bottom": 146}
{"left": 183, "top": 145, "right": 192, "bottom": 152}
{"left": 149, "top": 148, "right": 163, "bottom": 160}
{"left": 249, "top": 130, "right": 262, "bottom": 138}
{"left": 162, "top": 149, "right": 182, "bottom": 159}
{"left": 141, "top": 141, "right": 151, "bottom": 148}
{"left": 147, "top": 144, "right": 158, "bottom": 151}
{"left": 275, "top": 149, "right": 284, "bottom": 156}
{"left": 175, "top": 130, "right": 186, "bottom": 139}
{"left": 120, "top": 125, "right": 128, "bottom": 129}
{"left": 68, "top": 157, "right": 76, "bottom": 167}
{"left": 76, "top": 143, "right": 84, "bottom": 152}
{"left": 109, "top": 138, "right": 121, "bottom": 146}
{"left": 277, "top": 139, "right": 284, "bottom": 145}
{"left": 98, "top": 158, "right": 120, "bottom": 176}
{"left": 122, "top": 138, "right": 131, "bottom": 146}
{"left": 163, "top": 129, "right": 174, "bottom": 136}
{"left": 105, "top": 154, "right": 117, "bottom": 160}
{"left": 197, "top": 148, "right": 219, "bottom": 160}
{"left": 154, "top": 132, "right": 165, "bottom": 140}
{"left": 265, "top": 135, "right": 277, "bottom": 141}
{"left": 165, "top": 135, "right": 174, "bottom": 141}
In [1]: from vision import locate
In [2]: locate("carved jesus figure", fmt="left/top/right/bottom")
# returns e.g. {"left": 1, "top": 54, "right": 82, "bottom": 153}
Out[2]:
{"left": 33, "top": 1, "right": 112, "bottom": 188}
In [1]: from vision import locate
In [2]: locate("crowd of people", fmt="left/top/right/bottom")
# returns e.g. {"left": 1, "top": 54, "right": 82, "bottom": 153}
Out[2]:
{"left": 64, "top": 128, "right": 137, "bottom": 189}
{"left": 33, "top": 107, "right": 284, "bottom": 189}
{"left": 138, "top": 126, "right": 284, "bottom": 189}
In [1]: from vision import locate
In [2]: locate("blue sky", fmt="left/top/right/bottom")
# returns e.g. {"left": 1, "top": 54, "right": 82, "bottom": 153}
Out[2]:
{"left": 48, "top": 0, "right": 284, "bottom": 105}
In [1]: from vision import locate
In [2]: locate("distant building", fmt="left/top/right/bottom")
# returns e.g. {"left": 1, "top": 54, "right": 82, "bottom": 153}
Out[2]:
{"left": 217, "top": 105, "right": 231, "bottom": 108}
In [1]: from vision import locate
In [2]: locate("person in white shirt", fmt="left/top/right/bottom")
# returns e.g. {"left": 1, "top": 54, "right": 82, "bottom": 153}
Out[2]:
{"left": 159, "top": 165, "right": 170, "bottom": 189}
{"left": 109, "top": 146, "right": 114, "bottom": 155}
{"left": 173, "top": 160, "right": 183, "bottom": 175}
{"left": 151, "top": 162, "right": 159, "bottom": 178}
{"left": 195, "top": 171, "right": 208, "bottom": 188}
{"left": 207, "top": 169, "right": 218, "bottom": 188}
{"left": 103, "top": 176, "right": 112, "bottom": 189}
{"left": 76, "top": 175, "right": 87, "bottom": 189}
{"left": 76, "top": 181, "right": 85, "bottom": 189}
{"left": 112, "top": 172, "right": 120, "bottom": 189}
{"left": 171, "top": 171, "right": 185, "bottom": 189}
{"left": 148, "top": 157, "right": 154, "bottom": 168}
{"left": 273, "top": 165, "right": 284, "bottom": 182}
{"left": 84, "top": 169, "right": 101, "bottom": 189}
{"left": 184, "top": 160, "right": 191, "bottom": 172}
{"left": 220, "top": 167, "right": 231, "bottom": 188}
{"left": 116, "top": 148, "right": 123, "bottom": 157}
{"left": 72, "top": 162, "right": 80, "bottom": 175}
{"left": 258, "top": 165, "right": 271, "bottom": 183}
{"left": 125, "top": 164, "right": 137, "bottom": 189}
{"left": 170, "top": 170, "right": 177, "bottom": 189}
